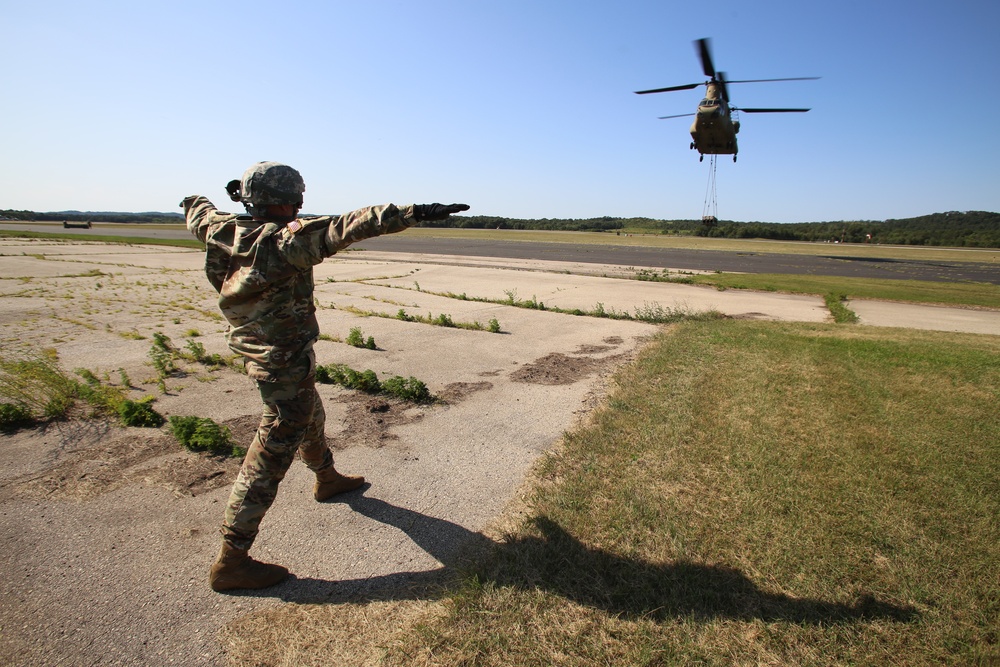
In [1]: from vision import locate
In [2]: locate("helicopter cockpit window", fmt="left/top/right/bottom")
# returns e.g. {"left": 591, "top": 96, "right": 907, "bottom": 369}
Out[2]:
{"left": 700, "top": 98, "right": 712, "bottom": 106}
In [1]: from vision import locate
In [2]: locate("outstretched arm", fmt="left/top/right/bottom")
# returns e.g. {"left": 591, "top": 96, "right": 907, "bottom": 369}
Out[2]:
{"left": 277, "top": 202, "right": 469, "bottom": 267}
{"left": 180, "top": 195, "right": 233, "bottom": 244}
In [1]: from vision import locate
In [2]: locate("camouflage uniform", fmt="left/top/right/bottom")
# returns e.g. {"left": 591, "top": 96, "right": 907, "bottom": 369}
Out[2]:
{"left": 182, "top": 195, "right": 417, "bottom": 550}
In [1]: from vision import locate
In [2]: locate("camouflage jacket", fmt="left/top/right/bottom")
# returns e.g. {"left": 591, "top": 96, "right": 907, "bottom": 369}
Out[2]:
{"left": 182, "top": 196, "right": 416, "bottom": 381}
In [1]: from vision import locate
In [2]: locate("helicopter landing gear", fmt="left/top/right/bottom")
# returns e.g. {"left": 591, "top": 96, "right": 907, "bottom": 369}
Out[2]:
{"left": 699, "top": 154, "right": 704, "bottom": 162}
{"left": 733, "top": 155, "right": 737, "bottom": 162}
{"left": 690, "top": 142, "right": 696, "bottom": 149}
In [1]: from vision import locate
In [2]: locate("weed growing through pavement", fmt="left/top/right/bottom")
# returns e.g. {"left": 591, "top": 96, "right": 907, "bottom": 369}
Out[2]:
{"left": 315, "top": 363, "right": 431, "bottom": 402}
{"left": 0, "top": 349, "right": 164, "bottom": 428}
{"left": 824, "top": 293, "right": 859, "bottom": 323}
{"left": 337, "top": 304, "right": 502, "bottom": 333}
{"left": 183, "top": 339, "right": 228, "bottom": 367}
{"left": 168, "top": 415, "right": 245, "bottom": 458}
{"left": 383, "top": 284, "right": 721, "bottom": 325}
{"left": 149, "top": 332, "right": 177, "bottom": 378}
{"left": 149, "top": 332, "right": 236, "bottom": 382}
{"left": 346, "top": 327, "right": 377, "bottom": 350}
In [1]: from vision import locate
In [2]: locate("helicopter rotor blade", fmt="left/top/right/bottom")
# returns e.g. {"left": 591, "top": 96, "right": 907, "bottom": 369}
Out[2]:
{"left": 696, "top": 38, "right": 716, "bottom": 78}
{"left": 634, "top": 83, "right": 701, "bottom": 95}
{"left": 657, "top": 112, "right": 697, "bottom": 119}
{"left": 735, "top": 107, "right": 811, "bottom": 113}
{"left": 725, "top": 77, "right": 821, "bottom": 84}
{"left": 717, "top": 71, "right": 730, "bottom": 102}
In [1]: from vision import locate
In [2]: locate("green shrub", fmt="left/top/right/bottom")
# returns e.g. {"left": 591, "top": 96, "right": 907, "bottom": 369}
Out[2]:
{"left": 184, "top": 339, "right": 227, "bottom": 367}
{"left": 346, "top": 327, "right": 377, "bottom": 349}
{"left": 346, "top": 327, "right": 365, "bottom": 347}
{"left": 314, "top": 364, "right": 332, "bottom": 384}
{"left": 316, "top": 363, "right": 432, "bottom": 402}
{"left": 488, "top": 318, "right": 501, "bottom": 333}
{"left": 0, "top": 353, "right": 151, "bottom": 423}
{"left": 149, "top": 332, "right": 176, "bottom": 377}
{"left": 0, "top": 402, "right": 33, "bottom": 431}
{"left": 353, "top": 369, "right": 381, "bottom": 392}
{"left": 0, "top": 351, "right": 79, "bottom": 420}
{"left": 432, "top": 313, "right": 455, "bottom": 327}
{"left": 381, "top": 376, "right": 430, "bottom": 402}
{"left": 117, "top": 397, "right": 165, "bottom": 427}
{"left": 168, "top": 415, "right": 243, "bottom": 458}
{"left": 317, "top": 363, "right": 377, "bottom": 392}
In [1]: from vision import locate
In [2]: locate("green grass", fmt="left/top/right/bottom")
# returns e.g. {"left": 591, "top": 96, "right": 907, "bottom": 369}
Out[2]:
{"left": 372, "top": 321, "right": 999, "bottom": 665}
{"left": 0, "top": 228, "right": 204, "bottom": 249}
{"left": 646, "top": 271, "right": 1000, "bottom": 309}
{"left": 401, "top": 227, "right": 1000, "bottom": 263}
{"left": 824, "top": 292, "right": 860, "bottom": 323}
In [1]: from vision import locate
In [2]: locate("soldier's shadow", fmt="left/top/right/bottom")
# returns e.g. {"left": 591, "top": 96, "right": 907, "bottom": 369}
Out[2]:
{"left": 275, "top": 490, "right": 916, "bottom": 624}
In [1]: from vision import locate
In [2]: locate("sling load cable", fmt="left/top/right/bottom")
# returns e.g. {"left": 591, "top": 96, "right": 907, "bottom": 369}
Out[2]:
{"left": 702, "top": 154, "right": 718, "bottom": 223}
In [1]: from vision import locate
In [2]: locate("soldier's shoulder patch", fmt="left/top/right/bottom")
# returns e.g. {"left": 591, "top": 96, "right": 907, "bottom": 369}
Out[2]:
{"left": 284, "top": 216, "right": 331, "bottom": 236}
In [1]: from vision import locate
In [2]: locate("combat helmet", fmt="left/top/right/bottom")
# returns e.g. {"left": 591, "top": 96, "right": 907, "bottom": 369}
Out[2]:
{"left": 226, "top": 161, "right": 305, "bottom": 218}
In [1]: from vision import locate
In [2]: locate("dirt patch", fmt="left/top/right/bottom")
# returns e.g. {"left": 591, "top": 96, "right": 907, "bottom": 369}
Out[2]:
{"left": 2, "top": 416, "right": 255, "bottom": 501}
{"left": 1, "top": 393, "right": 449, "bottom": 501}
{"left": 574, "top": 344, "right": 613, "bottom": 354}
{"left": 511, "top": 337, "right": 627, "bottom": 386}
{"left": 437, "top": 381, "right": 494, "bottom": 403}
{"left": 511, "top": 352, "right": 625, "bottom": 386}
{"left": 327, "top": 394, "right": 426, "bottom": 450}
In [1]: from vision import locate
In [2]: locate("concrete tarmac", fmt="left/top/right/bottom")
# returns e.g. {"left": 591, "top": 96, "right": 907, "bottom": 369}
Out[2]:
{"left": 0, "top": 237, "right": 996, "bottom": 667}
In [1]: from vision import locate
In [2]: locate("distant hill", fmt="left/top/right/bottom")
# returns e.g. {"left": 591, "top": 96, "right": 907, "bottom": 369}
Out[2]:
{"left": 1, "top": 209, "right": 998, "bottom": 248}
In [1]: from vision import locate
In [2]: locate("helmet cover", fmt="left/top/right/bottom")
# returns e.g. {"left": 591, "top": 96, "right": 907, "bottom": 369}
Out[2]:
{"left": 240, "top": 162, "right": 305, "bottom": 209}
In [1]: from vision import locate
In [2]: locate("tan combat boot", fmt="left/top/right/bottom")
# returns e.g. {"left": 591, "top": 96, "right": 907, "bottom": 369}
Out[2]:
{"left": 314, "top": 466, "right": 365, "bottom": 501}
{"left": 209, "top": 543, "right": 289, "bottom": 592}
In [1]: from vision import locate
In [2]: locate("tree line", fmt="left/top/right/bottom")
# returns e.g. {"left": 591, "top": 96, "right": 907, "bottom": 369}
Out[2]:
{"left": 0, "top": 210, "right": 183, "bottom": 224}
{"left": 423, "top": 210, "right": 1000, "bottom": 248}
{"left": 2, "top": 209, "right": 998, "bottom": 248}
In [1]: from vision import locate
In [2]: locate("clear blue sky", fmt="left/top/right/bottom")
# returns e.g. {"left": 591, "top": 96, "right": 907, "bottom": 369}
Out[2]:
{"left": 2, "top": 0, "right": 998, "bottom": 223}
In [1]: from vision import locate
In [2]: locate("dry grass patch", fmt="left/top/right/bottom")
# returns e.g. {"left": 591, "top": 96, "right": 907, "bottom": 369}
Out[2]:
{"left": 220, "top": 600, "right": 446, "bottom": 667}
{"left": 217, "top": 322, "right": 998, "bottom": 665}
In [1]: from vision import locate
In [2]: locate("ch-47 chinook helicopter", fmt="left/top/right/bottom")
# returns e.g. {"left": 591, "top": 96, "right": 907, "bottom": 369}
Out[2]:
{"left": 635, "top": 38, "right": 818, "bottom": 162}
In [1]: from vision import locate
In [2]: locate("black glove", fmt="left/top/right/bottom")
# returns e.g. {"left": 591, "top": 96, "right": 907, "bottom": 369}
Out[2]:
{"left": 413, "top": 203, "right": 470, "bottom": 221}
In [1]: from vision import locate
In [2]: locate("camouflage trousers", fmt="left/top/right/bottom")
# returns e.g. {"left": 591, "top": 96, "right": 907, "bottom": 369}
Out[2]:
{"left": 221, "top": 358, "right": 334, "bottom": 551}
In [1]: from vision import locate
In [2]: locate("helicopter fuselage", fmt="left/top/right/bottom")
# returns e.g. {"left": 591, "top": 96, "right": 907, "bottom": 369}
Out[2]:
{"left": 635, "top": 38, "right": 815, "bottom": 163}
{"left": 690, "top": 83, "right": 740, "bottom": 156}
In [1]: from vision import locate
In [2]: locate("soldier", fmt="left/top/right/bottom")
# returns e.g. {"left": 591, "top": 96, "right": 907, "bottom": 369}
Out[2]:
{"left": 181, "top": 161, "right": 468, "bottom": 592}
